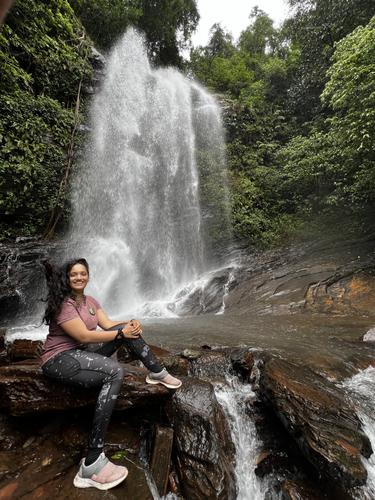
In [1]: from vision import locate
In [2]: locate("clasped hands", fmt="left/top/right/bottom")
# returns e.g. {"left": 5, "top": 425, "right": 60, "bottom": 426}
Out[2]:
{"left": 122, "top": 319, "right": 142, "bottom": 339}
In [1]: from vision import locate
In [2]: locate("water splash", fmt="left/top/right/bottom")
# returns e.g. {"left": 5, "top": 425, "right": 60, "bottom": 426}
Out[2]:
{"left": 69, "top": 28, "right": 231, "bottom": 317}
{"left": 342, "top": 366, "right": 375, "bottom": 499}
{"left": 214, "top": 376, "right": 266, "bottom": 500}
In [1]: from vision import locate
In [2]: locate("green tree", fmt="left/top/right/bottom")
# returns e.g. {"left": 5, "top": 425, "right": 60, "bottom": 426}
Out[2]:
{"left": 205, "top": 23, "right": 235, "bottom": 58}
{"left": 69, "top": 0, "right": 142, "bottom": 51}
{"left": 239, "top": 7, "right": 278, "bottom": 56}
{"left": 136, "top": 0, "right": 199, "bottom": 66}
{"left": 71, "top": 0, "right": 199, "bottom": 66}
{"left": 280, "top": 16, "right": 375, "bottom": 218}
{"left": 286, "top": 0, "right": 375, "bottom": 121}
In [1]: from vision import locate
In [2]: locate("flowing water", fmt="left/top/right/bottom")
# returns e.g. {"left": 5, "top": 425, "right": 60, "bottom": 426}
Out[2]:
{"left": 215, "top": 375, "right": 266, "bottom": 500}
{"left": 342, "top": 367, "right": 375, "bottom": 499}
{"left": 68, "top": 28, "right": 231, "bottom": 318}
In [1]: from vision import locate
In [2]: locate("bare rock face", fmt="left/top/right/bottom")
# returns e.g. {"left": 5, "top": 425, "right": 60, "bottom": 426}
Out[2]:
{"left": 304, "top": 271, "right": 375, "bottom": 316}
{"left": 165, "top": 377, "right": 236, "bottom": 500}
{"left": 259, "top": 358, "right": 372, "bottom": 490}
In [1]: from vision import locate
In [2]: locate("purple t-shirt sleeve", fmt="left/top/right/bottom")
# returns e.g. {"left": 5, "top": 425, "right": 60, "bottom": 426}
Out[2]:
{"left": 56, "top": 300, "right": 79, "bottom": 325}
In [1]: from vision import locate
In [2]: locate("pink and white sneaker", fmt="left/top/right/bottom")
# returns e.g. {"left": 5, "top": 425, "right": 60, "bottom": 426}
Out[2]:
{"left": 146, "top": 371, "right": 182, "bottom": 389}
{"left": 73, "top": 453, "right": 128, "bottom": 490}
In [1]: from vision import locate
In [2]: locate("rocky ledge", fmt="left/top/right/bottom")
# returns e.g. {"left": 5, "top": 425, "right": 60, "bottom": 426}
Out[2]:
{"left": 0, "top": 338, "right": 374, "bottom": 499}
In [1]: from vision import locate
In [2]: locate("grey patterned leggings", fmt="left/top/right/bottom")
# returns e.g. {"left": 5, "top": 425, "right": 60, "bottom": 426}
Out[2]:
{"left": 42, "top": 327, "right": 164, "bottom": 450}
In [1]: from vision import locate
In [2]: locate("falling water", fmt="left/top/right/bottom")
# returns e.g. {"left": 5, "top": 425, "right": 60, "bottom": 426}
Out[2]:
{"left": 215, "top": 376, "right": 266, "bottom": 500}
{"left": 68, "top": 29, "right": 231, "bottom": 317}
{"left": 342, "top": 367, "right": 375, "bottom": 499}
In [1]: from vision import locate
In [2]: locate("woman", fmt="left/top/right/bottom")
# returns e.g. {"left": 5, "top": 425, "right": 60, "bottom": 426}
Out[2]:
{"left": 40, "top": 258, "right": 181, "bottom": 491}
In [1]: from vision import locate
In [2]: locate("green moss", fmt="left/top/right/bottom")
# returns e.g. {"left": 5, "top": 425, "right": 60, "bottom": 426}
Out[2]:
{"left": 0, "top": 0, "right": 92, "bottom": 239}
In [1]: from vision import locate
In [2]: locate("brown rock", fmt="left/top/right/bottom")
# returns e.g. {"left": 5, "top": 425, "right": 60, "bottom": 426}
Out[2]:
{"left": 260, "top": 358, "right": 371, "bottom": 489}
{"left": 230, "top": 348, "right": 256, "bottom": 380}
{"left": 305, "top": 272, "right": 375, "bottom": 316}
{"left": 280, "top": 479, "right": 327, "bottom": 500}
{"left": 165, "top": 377, "right": 236, "bottom": 500}
{"left": 6, "top": 339, "right": 43, "bottom": 360}
{"left": 0, "top": 329, "right": 5, "bottom": 353}
{"left": 150, "top": 425, "right": 174, "bottom": 496}
{"left": 188, "top": 350, "right": 231, "bottom": 379}
{"left": 0, "top": 362, "right": 170, "bottom": 416}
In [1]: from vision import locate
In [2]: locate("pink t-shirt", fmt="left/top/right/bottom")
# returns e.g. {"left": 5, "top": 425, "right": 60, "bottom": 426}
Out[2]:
{"left": 40, "top": 295, "right": 102, "bottom": 366}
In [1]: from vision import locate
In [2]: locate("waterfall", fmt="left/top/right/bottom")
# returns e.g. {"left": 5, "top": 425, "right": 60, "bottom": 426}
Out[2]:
{"left": 68, "top": 28, "right": 231, "bottom": 318}
{"left": 342, "top": 367, "right": 375, "bottom": 499}
{"left": 215, "top": 376, "right": 266, "bottom": 500}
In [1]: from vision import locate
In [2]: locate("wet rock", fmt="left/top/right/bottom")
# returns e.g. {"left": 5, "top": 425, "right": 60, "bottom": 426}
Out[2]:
{"left": 280, "top": 479, "right": 328, "bottom": 500}
{"left": 0, "top": 328, "right": 5, "bottom": 353}
{"left": 169, "top": 268, "right": 236, "bottom": 316}
{"left": 150, "top": 425, "right": 174, "bottom": 496}
{"left": 304, "top": 271, "right": 375, "bottom": 316}
{"left": 0, "top": 239, "right": 63, "bottom": 325}
{"left": 259, "top": 358, "right": 372, "bottom": 489}
{"left": 180, "top": 348, "right": 201, "bottom": 360}
{"left": 89, "top": 46, "right": 106, "bottom": 70}
{"left": 255, "top": 449, "right": 290, "bottom": 478}
{"left": 230, "top": 347, "right": 257, "bottom": 380}
{"left": 188, "top": 349, "right": 231, "bottom": 379}
{"left": 362, "top": 327, "right": 375, "bottom": 341}
{"left": 161, "top": 354, "right": 190, "bottom": 377}
{"left": 0, "top": 362, "right": 170, "bottom": 416}
{"left": 165, "top": 377, "right": 236, "bottom": 500}
{"left": 6, "top": 339, "right": 43, "bottom": 360}
{"left": 0, "top": 414, "right": 24, "bottom": 451}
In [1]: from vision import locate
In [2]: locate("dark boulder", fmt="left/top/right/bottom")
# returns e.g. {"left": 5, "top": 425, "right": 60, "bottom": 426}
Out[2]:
{"left": 259, "top": 358, "right": 372, "bottom": 490}
{"left": 165, "top": 377, "right": 236, "bottom": 499}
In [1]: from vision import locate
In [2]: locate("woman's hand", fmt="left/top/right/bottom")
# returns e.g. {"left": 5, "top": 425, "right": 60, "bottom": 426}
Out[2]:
{"left": 122, "top": 319, "right": 142, "bottom": 339}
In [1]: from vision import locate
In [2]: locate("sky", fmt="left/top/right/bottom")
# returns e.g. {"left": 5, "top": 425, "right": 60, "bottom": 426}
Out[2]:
{"left": 192, "top": 0, "right": 290, "bottom": 47}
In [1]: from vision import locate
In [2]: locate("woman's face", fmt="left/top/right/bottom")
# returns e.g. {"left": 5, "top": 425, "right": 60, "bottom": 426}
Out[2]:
{"left": 68, "top": 263, "right": 89, "bottom": 294}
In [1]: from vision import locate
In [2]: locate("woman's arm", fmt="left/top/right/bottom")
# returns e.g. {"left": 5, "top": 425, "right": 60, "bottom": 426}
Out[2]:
{"left": 61, "top": 317, "right": 140, "bottom": 343}
{"left": 97, "top": 309, "right": 142, "bottom": 334}
{"left": 96, "top": 309, "right": 130, "bottom": 330}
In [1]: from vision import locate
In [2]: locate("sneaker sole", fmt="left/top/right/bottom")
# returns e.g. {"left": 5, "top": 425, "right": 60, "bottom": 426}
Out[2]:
{"left": 73, "top": 469, "right": 128, "bottom": 490}
{"left": 146, "top": 375, "right": 182, "bottom": 389}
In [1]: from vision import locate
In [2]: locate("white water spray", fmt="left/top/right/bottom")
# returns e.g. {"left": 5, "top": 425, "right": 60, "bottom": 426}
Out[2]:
{"left": 69, "top": 29, "right": 230, "bottom": 317}
{"left": 215, "top": 376, "right": 266, "bottom": 500}
{"left": 342, "top": 366, "right": 375, "bottom": 499}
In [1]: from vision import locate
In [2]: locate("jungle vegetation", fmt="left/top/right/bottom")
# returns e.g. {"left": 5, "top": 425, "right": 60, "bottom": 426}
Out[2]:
{"left": 0, "top": 0, "right": 374, "bottom": 246}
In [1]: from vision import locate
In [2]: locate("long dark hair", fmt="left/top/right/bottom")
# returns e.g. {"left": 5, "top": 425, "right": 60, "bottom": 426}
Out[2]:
{"left": 42, "top": 258, "right": 89, "bottom": 325}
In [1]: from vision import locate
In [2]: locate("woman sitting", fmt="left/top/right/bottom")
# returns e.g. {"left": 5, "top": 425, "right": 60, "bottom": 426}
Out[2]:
{"left": 40, "top": 257, "right": 181, "bottom": 491}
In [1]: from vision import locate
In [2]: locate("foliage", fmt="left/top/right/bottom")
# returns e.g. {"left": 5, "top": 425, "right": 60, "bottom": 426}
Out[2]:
{"left": 1, "top": 0, "right": 92, "bottom": 103}
{"left": 136, "top": 0, "right": 199, "bottom": 66}
{"left": 68, "top": 0, "right": 142, "bottom": 51}
{"left": 0, "top": 92, "right": 76, "bottom": 238}
{"left": 0, "top": 0, "right": 92, "bottom": 239}
{"left": 285, "top": 0, "right": 375, "bottom": 121}
{"left": 280, "top": 16, "right": 375, "bottom": 213}
{"left": 190, "top": 6, "right": 375, "bottom": 247}
{"left": 70, "top": 0, "right": 199, "bottom": 66}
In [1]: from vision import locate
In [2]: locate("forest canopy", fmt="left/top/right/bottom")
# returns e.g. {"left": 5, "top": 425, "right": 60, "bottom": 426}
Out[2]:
{"left": 0, "top": 0, "right": 375, "bottom": 246}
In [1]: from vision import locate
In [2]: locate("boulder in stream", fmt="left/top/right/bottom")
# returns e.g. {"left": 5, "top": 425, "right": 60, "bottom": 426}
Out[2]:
{"left": 259, "top": 358, "right": 372, "bottom": 490}
{"left": 165, "top": 377, "right": 236, "bottom": 499}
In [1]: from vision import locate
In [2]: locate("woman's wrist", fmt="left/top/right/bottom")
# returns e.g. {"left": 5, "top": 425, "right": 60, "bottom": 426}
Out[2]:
{"left": 115, "top": 328, "right": 125, "bottom": 341}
